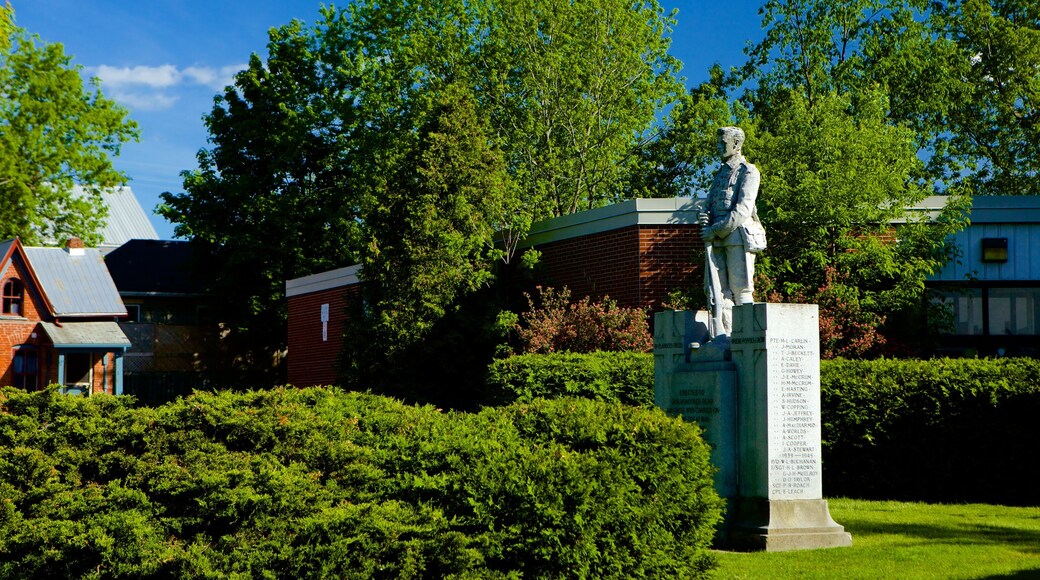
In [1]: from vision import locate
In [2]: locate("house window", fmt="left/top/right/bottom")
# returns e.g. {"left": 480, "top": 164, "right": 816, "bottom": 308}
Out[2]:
{"left": 931, "top": 285, "right": 1040, "bottom": 336}
{"left": 12, "top": 348, "right": 38, "bottom": 390}
{"left": 2, "top": 278, "right": 23, "bottom": 316}
{"left": 64, "top": 353, "right": 93, "bottom": 391}
{"left": 125, "top": 304, "right": 141, "bottom": 323}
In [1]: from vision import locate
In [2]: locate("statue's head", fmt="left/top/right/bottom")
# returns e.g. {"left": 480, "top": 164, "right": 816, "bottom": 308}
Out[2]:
{"left": 717, "top": 126, "right": 744, "bottom": 160}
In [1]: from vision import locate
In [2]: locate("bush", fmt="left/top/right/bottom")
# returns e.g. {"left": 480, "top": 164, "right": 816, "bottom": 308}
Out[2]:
{"left": 820, "top": 357, "right": 1040, "bottom": 505}
{"left": 488, "top": 352, "right": 1040, "bottom": 505}
{"left": 0, "top": 386, "right": 721, "bottom": 578}
{"left": 516, "top": 286, "right": 652, "bottom": 354}
{"left": 485, "top": 351, "right": 654, "bottom": 407}
{"left": 766, "top": 267, "right": 887, "bottom": 359}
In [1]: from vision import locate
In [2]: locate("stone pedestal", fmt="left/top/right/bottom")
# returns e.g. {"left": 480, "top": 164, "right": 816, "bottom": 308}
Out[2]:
{"left": 654, "top": 310, "right": 738, "bottom": 497}
{"left": 653, "top": 304, "right": 852, "bottom": 552}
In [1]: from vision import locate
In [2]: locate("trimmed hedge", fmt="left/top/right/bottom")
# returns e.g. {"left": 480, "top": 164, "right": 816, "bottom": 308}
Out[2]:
{"left": 820, "top": 357, "right": 1040, "bottom": 505}
{"left": 485, "top": 351, "right": 654, "bottom": 407}
{"left": 0, "top": 386, "right": 722, "bottom": 578}
{"left": 486, "top": 352, "right": 1040, "bottom": 505}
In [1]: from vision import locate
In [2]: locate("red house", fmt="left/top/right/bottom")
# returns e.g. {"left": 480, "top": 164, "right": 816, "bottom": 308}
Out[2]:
{"left": 0, "top": 238, "right": 130, "bottom": 395}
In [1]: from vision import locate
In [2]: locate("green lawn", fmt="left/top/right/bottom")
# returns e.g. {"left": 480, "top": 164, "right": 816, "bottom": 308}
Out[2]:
{"left": 713, "top": 498, "right": 1040, "bottom": 579}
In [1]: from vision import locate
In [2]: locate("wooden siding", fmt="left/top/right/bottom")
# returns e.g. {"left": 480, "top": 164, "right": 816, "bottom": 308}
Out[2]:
{"left": 933, "top": 223, "right": 1040, "bottom": 282}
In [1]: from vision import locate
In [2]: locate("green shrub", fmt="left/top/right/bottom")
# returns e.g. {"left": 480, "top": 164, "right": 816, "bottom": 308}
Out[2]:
{"left": 0, "top": 386, "right": 721, "bottom": 578}
{"left": 820, "top": 357, "right": 1040, "bottom": 505}
{"left": 484, "top": 352, "right": 1040, "bottom": 505}
{"left": 485, "top": 351, "right": 654, "bottom": 406}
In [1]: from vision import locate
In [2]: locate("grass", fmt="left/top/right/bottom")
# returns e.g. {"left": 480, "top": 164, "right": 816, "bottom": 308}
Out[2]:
{"left": 713, "top": 498, "right": 1040, "bottom": 579}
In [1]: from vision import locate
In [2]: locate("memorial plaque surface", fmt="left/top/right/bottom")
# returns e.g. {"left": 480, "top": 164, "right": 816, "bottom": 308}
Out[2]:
{"left": 654, "top": 311, "right": 738, "bottom": 497}
{"left": 767, "top": 334, "right": 822, "bottom": 499}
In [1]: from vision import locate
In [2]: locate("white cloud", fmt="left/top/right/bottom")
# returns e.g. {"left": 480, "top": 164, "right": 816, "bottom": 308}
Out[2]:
{"left": 86, "top": 63, "right": 247, "bottom": 111}
{"left": 94, "top": 64, "right": 181, "bottom": 89}
{"left": 183, "top": 64, "right": 245, "bottom": 90}
{"left": 108, "top": 91, "right": 180, "bottom": 112}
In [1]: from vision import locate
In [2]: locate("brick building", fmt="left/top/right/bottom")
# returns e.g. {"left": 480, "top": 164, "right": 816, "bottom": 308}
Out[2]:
{"left": 0, "top": 238, "right": 130, "bottom": 395}
{"left": 285, "top": 198, "right": 705, "bottom": 387}
{"left": 517, "top": 197, "right": 704, "bottom": 310}
{"left": 285, "top": 265, "right": 362, "bottom": 387}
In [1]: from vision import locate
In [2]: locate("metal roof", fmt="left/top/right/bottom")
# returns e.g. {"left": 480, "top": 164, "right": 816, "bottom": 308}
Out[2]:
{"left": 38, "top": 321, "right": 130, "bottom": 348}
{"left": 71, "top": 185, "right": 160, "bottom": 247}
{"left": 0, "top": 239, "right": 14, "bottom": 264}
{"left": 22, "top": 247, "right": 127, "bottom": 316}
{"left": 286, "top": 264, "right": 362, "bottom": 297}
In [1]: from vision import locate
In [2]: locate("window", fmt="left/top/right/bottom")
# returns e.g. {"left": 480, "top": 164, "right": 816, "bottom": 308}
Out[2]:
{"left": 988, "top": 288, "right": 1040, "bottom": 336}
{"left": 2, "top": 279, "right": 23, "bottom": 316}
{"left": 64, "top": 353, "right": 93, "bottom": 389}
{"left": 12, "top": 348, "right": 38, "bottom": 390}
{"left": 931, "top": 285, "right": 1040, "bottom": 336}
{"left": 124, "top": 304, "right": 141, "bottom": 323}
{"left": 941, "top": 287, "right": 984, "bottom": 335}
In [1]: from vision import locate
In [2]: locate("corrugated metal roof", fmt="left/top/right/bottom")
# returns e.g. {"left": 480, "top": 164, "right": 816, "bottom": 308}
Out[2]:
{"left": 22, "top": 247, "right": 127, "bottom": 316}
{"left": 38, "top": 321, "right": 130, "bottom": 348}
{"left": 71, "top": 185, "right": 159, "bottom": 247}
{"left": 0, "top": 239, "right": 14, "bottom": 264}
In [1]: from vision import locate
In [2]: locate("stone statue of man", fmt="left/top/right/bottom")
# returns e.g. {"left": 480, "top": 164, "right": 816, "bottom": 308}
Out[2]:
{"left": 699, "top": 126, "right": 766, "bottom": 342}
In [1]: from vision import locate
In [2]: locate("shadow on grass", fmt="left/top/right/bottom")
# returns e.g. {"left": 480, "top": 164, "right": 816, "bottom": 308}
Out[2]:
{"left": 978, "top": 571, "right": 1040, "bottom": 579}
{"left": 846, "top": 520, "right": 1040, "bottom": 555}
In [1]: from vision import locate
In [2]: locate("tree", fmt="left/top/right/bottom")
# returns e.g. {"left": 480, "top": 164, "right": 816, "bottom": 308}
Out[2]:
{"left": 159, "top": 21, "right": 363, "bottom": 380}
{"left": 0, "top": 5, "right": 137, "bottom": 246}
{"left": 742, "top": 0, "right": 1040, "bottom": 196}
{"left": 356, "top": 85, "right": 509, "bottom": 357}
{"left": 870, "top": 0, "right": 1040, "bottom": 195}
{"left": 666, "top": 0, "right": 974, "bottom": 353}
{"left": 161, "top": 0, "right": 683, "bottom": 385}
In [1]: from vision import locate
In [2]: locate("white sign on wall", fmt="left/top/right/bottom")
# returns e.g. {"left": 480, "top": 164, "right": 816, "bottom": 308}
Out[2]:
{"left": 321, "top": 303, "right": 330, "bottom": 342}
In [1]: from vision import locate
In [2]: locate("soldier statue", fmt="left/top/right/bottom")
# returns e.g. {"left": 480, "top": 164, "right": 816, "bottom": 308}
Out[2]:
{"left": 699, "top": 126, "right": 766, "bottom": 343}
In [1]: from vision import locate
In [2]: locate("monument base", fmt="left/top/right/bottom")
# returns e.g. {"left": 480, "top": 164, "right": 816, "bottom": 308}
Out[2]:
{"left": 721, "top": 498, "right": 853, "bottom": 552}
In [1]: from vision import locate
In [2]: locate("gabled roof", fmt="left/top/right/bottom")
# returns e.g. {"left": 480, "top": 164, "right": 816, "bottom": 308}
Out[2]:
{"left": 22, "top": 246, "right": 127, "bottom": 316}
{"left": 0, "top": 239, "right": 16, "bottom": 265}
{"left": 91, "top": 186, "right": 160, "bottom": 248}
{"left": 41, "top": 186, "right": 160, "bottom": 249}
{"left": 0, "top": 238, "right": 126, "bottom": 318}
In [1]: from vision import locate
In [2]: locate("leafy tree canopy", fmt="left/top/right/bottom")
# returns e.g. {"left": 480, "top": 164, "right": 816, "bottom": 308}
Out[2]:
{"left": 0, "top": 5, "right": 137, "bottom": 246}
{"left": 634, "top": 0, "right": 984, "bottom": 354}
{"left": 742, "top": 0, "right": 1040, "bottom": 196}
{"left": 160, "top": 0, "right": 683, "bottom": 381}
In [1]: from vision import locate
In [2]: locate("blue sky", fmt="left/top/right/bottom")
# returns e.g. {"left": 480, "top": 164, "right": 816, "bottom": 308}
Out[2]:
{"left": 12, "top": 1, "right": 765, "bottom": 240}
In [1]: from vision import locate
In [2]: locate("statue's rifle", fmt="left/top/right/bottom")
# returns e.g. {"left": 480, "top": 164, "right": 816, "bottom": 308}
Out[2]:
{"left": 704, "top": 237, "right": 724, "bottom": 340}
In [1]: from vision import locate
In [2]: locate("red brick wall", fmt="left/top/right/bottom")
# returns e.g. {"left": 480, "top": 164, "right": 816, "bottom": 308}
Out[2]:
{"left": 534, "top": 227, "right": 643, "bottom": 307}
{"left": 1, "top": 258, "right": 47, "bottom": 388}
{"left": 637, "top": 225, "right": 704, "bottom": 311}
{"left": 287, "top": 284, "right": 359, "bottom": 387}
{"left": 532, "top": 224, "right": 703, "bottom": 311}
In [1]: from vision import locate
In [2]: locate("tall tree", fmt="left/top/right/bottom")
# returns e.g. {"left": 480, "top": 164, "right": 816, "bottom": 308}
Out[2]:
{"left": 160, "top": 21, "right": 362, "bottom": 379}
{"left": 0, "top": 6, "right": 137, "bottom": 246}
{"left": 160, "top": 0, "right": 683, "bottom": 384}
{"left": 685, "top": 0, "right": 974, "bottom": 353}
{"left": 869, "top": 0, "right": 1040, "bottom": 195}
{"left": 743, "top": 0, "right": 1040, "bottom": 196}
